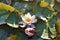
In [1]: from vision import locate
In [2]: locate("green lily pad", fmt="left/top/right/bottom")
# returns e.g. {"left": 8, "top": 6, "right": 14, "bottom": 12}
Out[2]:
{"left": 0, "top": 10, "right": 9, "bottom": 25}
{"left": 54, "top": 0, "right": 60, "bottom": 12}
{"left": 6, "top": 12, "right": 21, "bottom": 28}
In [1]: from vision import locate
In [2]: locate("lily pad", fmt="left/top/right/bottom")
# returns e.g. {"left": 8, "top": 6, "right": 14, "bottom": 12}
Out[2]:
{"left": 6, "top": 12, "right": 21, "bottom": 28}
{"left": 0, "top": 10, "right": 9, "bottom": 25}
{"left": 54, "top": 0, "right": 60, "bottom": 12}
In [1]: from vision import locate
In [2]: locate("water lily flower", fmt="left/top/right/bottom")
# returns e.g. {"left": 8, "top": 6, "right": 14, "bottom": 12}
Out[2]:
{"left": 21, "top": 12, "right": 37, "bottom": 25}
{"left": 41, "top": 29, "right": 50, "bottom": 39}
{"left": 19, "top": 12, "right": 37, "bottom": 28}
{"left": 25, "top": 27, "right": 35, "bottom": 37}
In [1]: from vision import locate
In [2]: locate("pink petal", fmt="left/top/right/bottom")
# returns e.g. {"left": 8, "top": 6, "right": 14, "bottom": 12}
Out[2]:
{"left": 25, "top": 28, "right": 35, "bottom": 37}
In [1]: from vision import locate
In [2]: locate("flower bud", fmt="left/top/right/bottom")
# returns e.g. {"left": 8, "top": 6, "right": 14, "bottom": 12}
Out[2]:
{"left": 25, "top": 28, "right": 35, "bottom": 37}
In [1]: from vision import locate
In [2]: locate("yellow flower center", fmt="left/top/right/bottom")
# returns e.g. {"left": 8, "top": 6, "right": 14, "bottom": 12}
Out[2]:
{"left": 26, "top": 17, "right": 31, "bottom": 22}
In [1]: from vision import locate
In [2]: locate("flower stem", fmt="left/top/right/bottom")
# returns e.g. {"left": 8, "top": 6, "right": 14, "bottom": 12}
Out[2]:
{"left": 45, "top": 21, "right": 49, "bottom": 33}
{"left": 48, "top": 12, "right": 58, "bottom": 21}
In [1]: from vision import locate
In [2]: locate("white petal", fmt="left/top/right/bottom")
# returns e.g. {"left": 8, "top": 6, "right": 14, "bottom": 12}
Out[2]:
{"left": 21, "top": 16, "right": 28, "bottom": 23}
{"left": 25, "top": 12, "right": 31, "bottom": 18}
{"left": 32, "top": 19, "right": 37, "bottom": 23}
{"left": 21, "top": 17, "right": 26, "bottom": 22}
{"left": 32, "top": 15, "right": 36, "bottom": 20}
{"left": 22, "top": 17, "right": 31, "bottom": 24}
{"left": 31, "top": 15, "right": 37, "bottom": 23}
{"left": 21, "top": 13, "right": 32, "bottom": 24}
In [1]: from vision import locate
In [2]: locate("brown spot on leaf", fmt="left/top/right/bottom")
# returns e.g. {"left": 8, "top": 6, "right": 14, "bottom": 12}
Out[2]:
{"left": 55, "top": 19, "right": 60, "bottom": 36}
{"left": 6, "top": 35, "right": 21, "bottom": 40}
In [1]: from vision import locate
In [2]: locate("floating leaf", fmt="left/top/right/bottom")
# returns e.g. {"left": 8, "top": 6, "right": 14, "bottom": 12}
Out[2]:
{"left": 13, "top": 2, "right": 26, "bottom": 11}
{"left": 6, "top": 12, "right": 21, "bottom": 28}
{"left": 40, "top": 0, "right": 49, "bottom": 7}
{"left": 0, "top": 0, "right": 60, "bottom": 40}
{"left": 0, "top": 10, "right": 9, "bottom": 25}
{"left": 0, "top": 2, "right": 15, "bottom": 12}
{"left": 54, "top": 0, "right": 60, "bottom": 12}
{"left": 48, "top": 6, "right": 55, "bottom": 11}
{"left": 41, "top": 29, "right": 50, "bottom": 39}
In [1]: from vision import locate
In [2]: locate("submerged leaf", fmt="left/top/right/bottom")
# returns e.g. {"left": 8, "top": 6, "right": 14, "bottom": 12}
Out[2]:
{"left": 6, "top": 0, "right": 12, "bottom": 5}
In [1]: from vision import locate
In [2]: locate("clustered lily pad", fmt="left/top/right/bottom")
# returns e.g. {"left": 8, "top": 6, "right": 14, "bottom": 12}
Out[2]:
{"left": 0, "top": 0, "right": 60, "bottom": 40}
